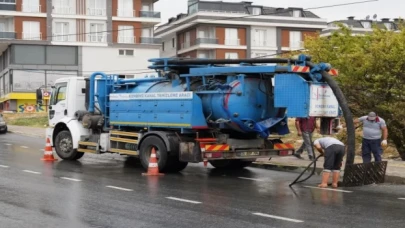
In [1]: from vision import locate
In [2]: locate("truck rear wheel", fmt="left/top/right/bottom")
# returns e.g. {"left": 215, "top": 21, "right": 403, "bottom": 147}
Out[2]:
{"left": 209, "top": 160, "right": 252, "bottom": 170}
{"left": 166, "top": 157, "right": 188, "bottom": 172}
{"left": 54, "top": 130, "right": 84, "bottom": 160}
{"left": 139, "top": 135, "right": 170, "bottom": 172}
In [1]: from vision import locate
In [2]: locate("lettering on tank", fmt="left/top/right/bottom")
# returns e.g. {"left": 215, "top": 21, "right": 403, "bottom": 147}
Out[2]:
{"left": 110, "top": 92, "right": 194, "bottom": 100}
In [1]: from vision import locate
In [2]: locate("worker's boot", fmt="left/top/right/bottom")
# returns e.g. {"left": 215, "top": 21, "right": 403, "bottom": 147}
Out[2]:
{"left": 332, "top": 171, "right": 340, "bottom": 188}
{"left": 318, "top": 171, "right": 330, "bottom": 188}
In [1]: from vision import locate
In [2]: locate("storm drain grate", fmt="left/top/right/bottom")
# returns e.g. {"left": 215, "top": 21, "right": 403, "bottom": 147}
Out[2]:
{"left": 343, "top": 161, "right": 387, "bottom": 187}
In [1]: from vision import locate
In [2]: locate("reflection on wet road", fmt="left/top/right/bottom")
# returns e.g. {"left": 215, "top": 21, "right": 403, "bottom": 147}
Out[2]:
{"left": 0, "top": 133, "right": 405, "bottom": 228}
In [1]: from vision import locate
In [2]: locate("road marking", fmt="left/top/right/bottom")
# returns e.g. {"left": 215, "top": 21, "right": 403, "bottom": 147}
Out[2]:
{"left": 253, "top": 212, "right": 304, "bottom": 223}
{"left": 166, "top": 197, "right": 202, "bottom": 204}
{"left": 40, "top": 149, "right": 45, "bottom": 151}
{"left": 303, "top": 186, "right": 353, "bottom": 193}
{"left": 0, "top": 165, "right": 9, "bottom": 168}
{"left": 20, "top": 146, "right": 29, "bottom": 149}
{"left": 22, "top": 170, "right": 41, "bottom": 175}
{"left": 105, "top": 185, "right": 133, "bottom": 192}
{"left": 238, "top": 177, "right": 264, "bottom": 181}
{"left": 4, "top": 143, "right": 12, "bottom": 146}
{"left": 60, "top": 177, "right": 82, "bottom": 182}
{"left": 398, "top": 198, "right": 405, "bottom": 200}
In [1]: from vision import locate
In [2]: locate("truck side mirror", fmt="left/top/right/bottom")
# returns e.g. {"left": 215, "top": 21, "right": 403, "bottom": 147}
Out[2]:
{"left": 36, "top": 89, "right": 43, "bottom": 105}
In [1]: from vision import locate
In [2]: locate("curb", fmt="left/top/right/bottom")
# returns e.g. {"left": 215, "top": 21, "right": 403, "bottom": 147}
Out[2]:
{"left": 250, "top": 162, "right": 405, "bottom": 185}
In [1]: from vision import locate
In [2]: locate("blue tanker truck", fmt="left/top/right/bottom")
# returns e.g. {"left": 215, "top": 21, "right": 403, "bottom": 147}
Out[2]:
{"left": 36, "top": 54, "right": 343, "bottom": 172}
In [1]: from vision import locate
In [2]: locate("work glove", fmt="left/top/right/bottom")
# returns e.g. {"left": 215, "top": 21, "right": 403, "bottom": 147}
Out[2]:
{"left": 381, "top": 140, "right": 388, "bottom": 148}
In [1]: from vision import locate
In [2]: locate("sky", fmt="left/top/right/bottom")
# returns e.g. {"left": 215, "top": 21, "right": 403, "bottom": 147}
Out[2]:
{"left": 154, "top": 0, "right": 404, "bottom": 24}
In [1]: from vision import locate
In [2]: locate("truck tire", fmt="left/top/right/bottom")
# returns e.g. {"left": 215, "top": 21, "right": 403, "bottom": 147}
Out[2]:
{"left": 209, "top": 160, "right": 252, "bottom": 170}
{"left": 54, "top": 130, "right": 84, "bottom": 160}
{"left": 166, "top": 157, "right": 188, "bottom": 172}
{"left": 139, "top": 135, "right": 170, "bottom": 172}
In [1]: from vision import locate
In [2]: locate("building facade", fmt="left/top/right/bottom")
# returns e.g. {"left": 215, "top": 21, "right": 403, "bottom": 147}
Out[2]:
{"left": 321, "top": 17, "right": 402, "bottom": 37}
{"left": 0, "top": 0, "right": 161, "bottom": 113}
{"left": 155, "top": 0, "right": 327, "bottom": 59}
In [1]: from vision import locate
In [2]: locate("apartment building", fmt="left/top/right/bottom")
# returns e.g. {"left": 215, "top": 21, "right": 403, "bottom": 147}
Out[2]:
{"left": 321, "top": 17, "right": 402, "bottom": 37}
{"left": 155, "top": 0, "right": 327, "bottom": 59}
{"left": 0, "top": 0, "right": 161, "bottom": 113}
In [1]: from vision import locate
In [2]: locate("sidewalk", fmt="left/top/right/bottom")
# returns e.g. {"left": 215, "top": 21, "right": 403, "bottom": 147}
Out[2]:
{"left": 7, "top": 125, "right": 46, "bottom": 138}
{"left": 6, "top": 125, "right": 405, "bottom": 183}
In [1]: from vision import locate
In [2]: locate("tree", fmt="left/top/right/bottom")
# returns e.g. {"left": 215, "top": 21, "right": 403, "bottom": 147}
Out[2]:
{"left": 301, "top": 24, "right": 405, "bottom": 160}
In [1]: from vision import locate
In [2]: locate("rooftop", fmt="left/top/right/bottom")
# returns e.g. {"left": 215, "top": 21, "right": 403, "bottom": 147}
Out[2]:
{"left": 327, "top": 16, "right": 403, "bottom": 30}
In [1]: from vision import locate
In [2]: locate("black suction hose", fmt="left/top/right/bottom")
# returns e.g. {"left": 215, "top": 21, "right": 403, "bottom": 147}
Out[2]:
{"left": 289, "top": 154, "right": 323, "bottom": 187}
{"left": 289, "top": 62, "right": 356, "bottom": 186}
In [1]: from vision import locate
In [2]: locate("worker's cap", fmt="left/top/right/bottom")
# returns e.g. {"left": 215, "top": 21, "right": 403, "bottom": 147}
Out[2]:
{"left": 368, "top": 112, "right": 377, "bottom": 120}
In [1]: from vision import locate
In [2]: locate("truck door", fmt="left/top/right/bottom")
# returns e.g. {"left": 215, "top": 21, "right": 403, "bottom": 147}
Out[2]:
{"left": 49, "top": 82, "right": 68, "bottom": 127}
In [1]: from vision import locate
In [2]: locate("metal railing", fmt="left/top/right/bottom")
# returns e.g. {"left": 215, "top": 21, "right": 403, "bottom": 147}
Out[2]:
{"left": 22, "top": 32, "right": 42, "bottom": 40}
{"left": 224, "top": 39, "right": 240, "bottom": 46}
{"left": 118, "top": 36, "right": 136, "bottom": 44}
{"left": 53, "top": 7, "right": 75, "bottom": 15}
{"left": 196, "top": 38, "right": 218, "bottom": 45}
{"left": 22, "top": 4, "right": 41, "bottom": 13}
{"left": 139, "top": 11, "right": 161, "bottom": 18}
{"left": 0, "top": 31, "right": 16, "bottom": 39}
{"left": 87, "top": 34, "right": 106, "bottom": 43}
{"left": 87, "top": 8, "right": 106, "bottom": 16}
{"left": 252, "top": 41, "right": 268, "bottom": 47}
{"left": 140, "top": 37, "right": 161, "bottom": 44}
{"left": 53, "top": 33, "right": 74, "bottom": 42}
{"left": 117, "top": 9, "right": 135, "bottom": 17}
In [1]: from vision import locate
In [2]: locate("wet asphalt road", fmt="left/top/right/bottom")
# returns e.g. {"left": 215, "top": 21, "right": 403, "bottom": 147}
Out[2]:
{"left": 0, "top": 133, "right": 405, "bottom": 228}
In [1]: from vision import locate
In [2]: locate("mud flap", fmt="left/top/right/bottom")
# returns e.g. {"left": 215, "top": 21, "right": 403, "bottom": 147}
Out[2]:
{"left": 179, "top": 142, "right": 202, "bottom": 163}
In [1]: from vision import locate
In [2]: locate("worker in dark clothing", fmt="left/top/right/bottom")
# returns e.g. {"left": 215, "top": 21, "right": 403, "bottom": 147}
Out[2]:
{"left": 294, "top": 117, "right": 319, "bottom": 160}
{"left": 313, "top": 137, "right": 346, "bottom": 188}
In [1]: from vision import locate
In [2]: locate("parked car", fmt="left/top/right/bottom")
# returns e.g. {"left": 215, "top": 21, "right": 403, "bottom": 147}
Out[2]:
{"left": 0, "top": 114, "right": 7, "bottom": 134}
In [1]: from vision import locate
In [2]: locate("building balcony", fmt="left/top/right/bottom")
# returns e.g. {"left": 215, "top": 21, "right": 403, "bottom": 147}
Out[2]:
{"left": 140, "top": 37, "right": 161, "bottom": 44}
{"left": 22, "top": 33, "right": 42, "bottom": 40}
{"left": 118, "top": 36, "right": 136, "bottom": 44}
{"left": 53, "top": 7, "right": 75, "bottom": 15}
{"left": 52, "top": 33, "right": 75, "bottom": 42}
{"left": 87, "top": 34, "right": 107, "bottom": 43}
{"left": 0, "top": 3, "right": 16, "bottom": 11}
{"left": 224, "top": 39, "right": 240, "bottom": 46}
{"left": 117, "top": 9, "right": 135, "bottom": 18}
{"left": 0, "top": 32, "right": 16, "bottom": 40}
{"left": 21, "top": 4, "right": 42, "bottom": 13}
{"left": 139, "top": 11, "right": 161, "bottom": 18}
{"left": 196, "top": 38, "right": 218, "bottom": 45}
{"left": 87, "top": 8, "right": 107, "bottom": 17}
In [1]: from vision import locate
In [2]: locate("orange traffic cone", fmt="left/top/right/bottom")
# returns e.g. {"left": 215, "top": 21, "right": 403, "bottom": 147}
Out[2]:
{"left": 142, "top": 147, "right": 164, "bottom": 176}
{"left": 41, "top": 138, "right": 58, "bottom": 162}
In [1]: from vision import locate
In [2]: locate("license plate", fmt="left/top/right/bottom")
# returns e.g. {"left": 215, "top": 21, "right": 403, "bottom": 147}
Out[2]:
{"left": 237, "top": 151, "right": 260, "bottom": 157}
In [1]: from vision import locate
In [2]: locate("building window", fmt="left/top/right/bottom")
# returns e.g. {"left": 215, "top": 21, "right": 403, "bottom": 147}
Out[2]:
{"left": 183, "top": 31, "right": 190, "bottom": 48}
{"left": 54, "top": 22, "right": 69, "bottom": 42}
{"left": 225, "top": 28, "right": 239, "bottom": 45}
{"left": 0, "top": 0, "right": 16, "bottom": 3}
{"left": 225, "top": 52, "right": 238, "bottom": 59}
{"left": 89, "top": 23, "right": 105, "bottom": 42}
{"left": 22, "top": 0, "right": 40, "bottom": 13}
{"left": 289, "top": 31, "right": 302, "bottom": 49}
{"left": 22, "top": 21, "right": 41, "bottom": 40}
{"left": 162, "top": 42, "right": 165, "bottom": 51}
{"left": 141, "top": 27, "right": 152, "bottom": 38}
{"left": 385, "top": 23, "right": 391, "bottom": 30}
{"left": 117, "top": 0, "right": 133, "bottom": 17}
{"left": 252, "top": 7, "right": 261, "bottom": 15}
{"left": 361, "top": 21, "right": 371, "bottom": 28}
{"left": 172, "top": 38, "right": 175, "bottom": 47}
{"left": 293, "top": 10, "right": 301, "bottom": 17}
{"left": 188, "top": 3, "right": 198, "bottom": 14}
{"left": 118, "top": 25, "right": 134, "bottom": 43}
{"left": 118, "top": 49, "right": 134, "bottom": 56}
{"left": 253, "top": 29, "right": 266, "bottom": 46}
{"left": 87, "top": 0, "right": 106, "bottom": 16}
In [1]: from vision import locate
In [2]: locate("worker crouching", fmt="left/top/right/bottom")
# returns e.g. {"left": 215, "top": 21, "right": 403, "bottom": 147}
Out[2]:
{"left": 313, "top": 137, "right": 346, "bottom": 188}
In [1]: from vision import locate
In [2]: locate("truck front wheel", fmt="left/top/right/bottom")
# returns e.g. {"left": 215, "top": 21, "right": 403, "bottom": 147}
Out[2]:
{"left": 54, "top": 130, "right": 84, "bottom": 160}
